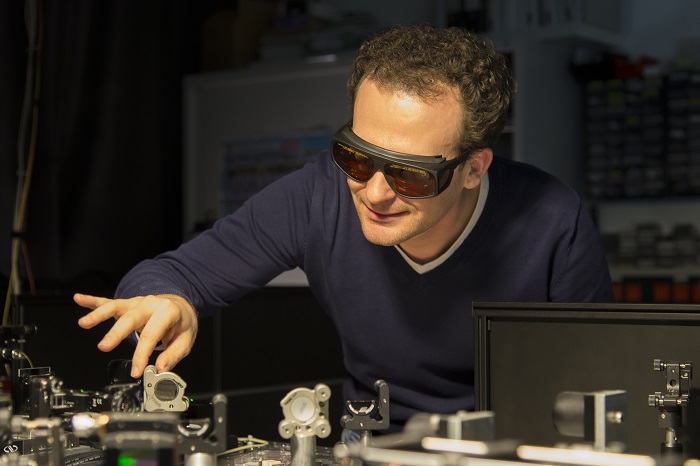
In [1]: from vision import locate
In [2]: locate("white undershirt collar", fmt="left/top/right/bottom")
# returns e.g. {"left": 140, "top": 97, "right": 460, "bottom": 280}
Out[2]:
{"left": 395, "top": 172, "right": 489, "bottom": 274}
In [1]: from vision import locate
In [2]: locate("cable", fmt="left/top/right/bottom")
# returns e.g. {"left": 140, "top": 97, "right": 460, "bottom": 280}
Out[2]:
{"left": 3, "top": 0, "right": 43, "bottom": 325}
{"left": 14, "top": 349, "right": 34, "bottom": 368}
{"left": 217, "top": 435, "right": 270, "bottom": 456}
{"left": 20, "top": 241, "right": 36, "bottom": 294}
{"left": 3, "top": 348, "right": 34, "bottom": 376}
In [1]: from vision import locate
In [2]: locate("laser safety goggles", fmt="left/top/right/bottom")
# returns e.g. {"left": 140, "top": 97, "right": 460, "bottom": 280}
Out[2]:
{"left": 331, "top": 122, "right": 471, "bottom": 199}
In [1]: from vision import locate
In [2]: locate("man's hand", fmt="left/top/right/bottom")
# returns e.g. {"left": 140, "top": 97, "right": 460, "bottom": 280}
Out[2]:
{"left": 74, "top": 293, "right": 198, "bottom": 379}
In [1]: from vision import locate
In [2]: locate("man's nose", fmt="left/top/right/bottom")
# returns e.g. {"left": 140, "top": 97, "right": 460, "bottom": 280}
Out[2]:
{"left": 364, "top": 170, "right": 397, "bottom": 203}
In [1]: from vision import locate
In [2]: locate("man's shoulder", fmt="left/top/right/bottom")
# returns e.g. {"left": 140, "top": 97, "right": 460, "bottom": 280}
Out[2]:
{"left": 490, "top": 156, "right": 579, "bottom": 197}
{"left": 490, "top": 155, "right": 560, "bottom": 180}
{"left": 486, "top": 156, "right": 584, "bottom": 221}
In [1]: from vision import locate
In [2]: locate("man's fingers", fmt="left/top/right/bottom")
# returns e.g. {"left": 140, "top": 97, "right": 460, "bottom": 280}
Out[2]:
{"left": 76, "top": 296, "right": 122, "bottom": 329}
{"left": 154, "top": 352, "right": 174, "bottom": 375}
{"left": 74, "top": 293, "right": 111, "bottom": 310}
{"left": 95, "top": 309, "right": 149, "bottom": 352}
{"left": 130, "top": 339, "right": 156, "bottom": 379}
{"left": 74, "top": 292, "right": 198, "bottom": 379}
{"left": 128, "top": 301, "right": 181, "bottom": 377}
{"left": 154, "top": 332, "right": 195, "bottom": 374}
{"left": 129, "top": 323, "right": 168, "bottom": 378}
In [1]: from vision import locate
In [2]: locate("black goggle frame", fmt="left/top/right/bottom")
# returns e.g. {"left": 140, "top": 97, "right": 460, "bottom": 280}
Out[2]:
{"left": 331, "top": 122, "right": 471, "bottom": 199}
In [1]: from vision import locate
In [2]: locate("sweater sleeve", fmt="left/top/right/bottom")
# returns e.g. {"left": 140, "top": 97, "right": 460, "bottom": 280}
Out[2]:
{"left": 114, "top": 153, "right": 326, "bottom": 314}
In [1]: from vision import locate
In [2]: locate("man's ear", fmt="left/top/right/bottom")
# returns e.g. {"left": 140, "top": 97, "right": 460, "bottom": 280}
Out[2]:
{"left": 462, "top": 147, "right": 493, "bottom": 189}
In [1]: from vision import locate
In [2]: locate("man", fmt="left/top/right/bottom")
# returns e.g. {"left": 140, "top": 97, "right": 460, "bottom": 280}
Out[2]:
{"left": 75, "top": 24, "right": 614, "bottom": 432}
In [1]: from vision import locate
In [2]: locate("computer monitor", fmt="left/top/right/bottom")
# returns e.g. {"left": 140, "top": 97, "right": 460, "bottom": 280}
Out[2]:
{"left": 473, "top": 301, "right": 700, "bottom": 458}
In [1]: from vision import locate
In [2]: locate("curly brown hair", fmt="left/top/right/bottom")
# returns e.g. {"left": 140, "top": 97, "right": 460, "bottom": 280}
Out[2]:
{"left": 348, "top": 24, "right": 515, "bottom": 156}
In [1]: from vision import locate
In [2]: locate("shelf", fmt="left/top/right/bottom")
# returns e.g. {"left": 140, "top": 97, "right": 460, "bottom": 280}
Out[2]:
{"left": 488, "top": 22, "right": 623, "bottom": 50}
{"left": 610, "top": 267, "right": 700, "bottom": 304}
{"left": 591, "top": 196, "right": 700, "bottom": 205}
{"left": 532, "top": 22, "right": 622, "bottom": 49}
{"left": 594, "top": 198, "right": 700, "bottom": 234}
{"left": 610, "top": 266, "right": 700, "bottom": 282}
{"left": 487, "top": 0, "right": 624, "bottom": 50}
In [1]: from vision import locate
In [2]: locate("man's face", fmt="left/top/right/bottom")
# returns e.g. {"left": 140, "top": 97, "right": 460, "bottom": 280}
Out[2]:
{"left": 348, "top": 79, "right": 476, "bottom": 261}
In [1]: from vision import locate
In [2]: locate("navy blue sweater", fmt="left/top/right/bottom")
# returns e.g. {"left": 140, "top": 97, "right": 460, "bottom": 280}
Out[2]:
{"left": 116, "top": 152, "right": 614, "bottom": 429}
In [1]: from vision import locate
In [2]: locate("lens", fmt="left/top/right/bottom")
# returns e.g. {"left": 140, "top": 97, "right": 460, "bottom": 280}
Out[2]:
{"left": 154, "top": 379, "right": 179, "bottom": 401}
{"left": 437, "top": 168, "right": 453, "bottom": 192}
{"left": 332, "top": 142, "right": 375, "bottom": 181}
{"left": 385, "top": 164, "right": 436, "bottom": 197}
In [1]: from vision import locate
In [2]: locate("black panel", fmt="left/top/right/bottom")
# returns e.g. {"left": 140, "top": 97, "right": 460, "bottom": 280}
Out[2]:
{"left": 474, "top": 302, "right": 700, "bottom": 458}
{"left": 218, "top": 287, "right": 345, "bottom": 390}
{"left": 213, "top": 287, "right": 346, "bottom": 443}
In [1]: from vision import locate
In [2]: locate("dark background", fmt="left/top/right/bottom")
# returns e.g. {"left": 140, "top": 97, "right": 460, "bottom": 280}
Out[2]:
{"left": 0, "top": 1, "right": 228, "bottom": 294}
{"left": 0, "top": 0, "right": 349, "bottom": 443}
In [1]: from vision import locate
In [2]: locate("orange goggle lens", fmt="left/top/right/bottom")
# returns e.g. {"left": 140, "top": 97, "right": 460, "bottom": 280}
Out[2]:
{"left": 332, "top": 141, "right": 445, "bottom": 198}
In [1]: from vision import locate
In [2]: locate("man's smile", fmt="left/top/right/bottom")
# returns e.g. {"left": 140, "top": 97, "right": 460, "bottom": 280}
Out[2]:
{"left": 365, "top": 205, "right": 408, "bottom": 222}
